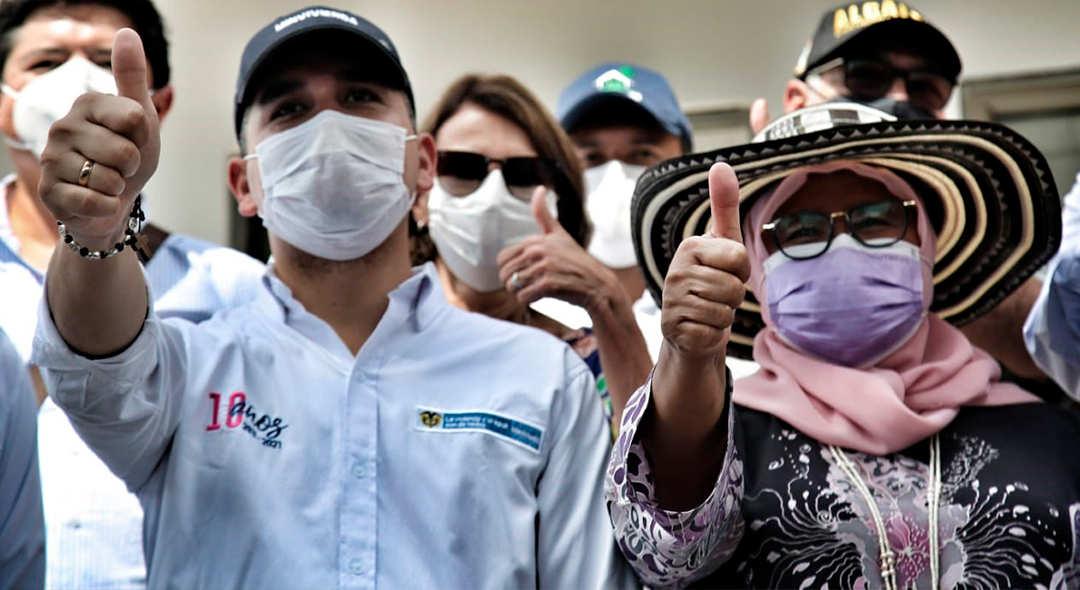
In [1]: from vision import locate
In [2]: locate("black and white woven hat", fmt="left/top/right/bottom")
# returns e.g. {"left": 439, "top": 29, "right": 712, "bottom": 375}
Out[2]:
{"left": 632, "top": 103, "right": 1062, "bottom": 359}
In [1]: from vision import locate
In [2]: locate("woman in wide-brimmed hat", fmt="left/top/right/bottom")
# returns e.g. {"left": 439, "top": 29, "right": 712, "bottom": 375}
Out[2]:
{"left": 607, "top": 103, "right": 1079, "bottom": 589}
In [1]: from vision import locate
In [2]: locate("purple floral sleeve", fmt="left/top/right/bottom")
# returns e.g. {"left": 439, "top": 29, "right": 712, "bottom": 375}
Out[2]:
{"left": 605, "top": 370, "right": 745, "bottom": 589}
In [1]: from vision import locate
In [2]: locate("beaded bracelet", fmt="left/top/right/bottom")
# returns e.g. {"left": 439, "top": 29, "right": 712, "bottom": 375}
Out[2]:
{"left": 56, "top": 196, "right": 152, "bottom": 262}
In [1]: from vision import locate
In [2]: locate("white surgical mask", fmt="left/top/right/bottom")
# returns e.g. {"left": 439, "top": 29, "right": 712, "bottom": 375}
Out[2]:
{"left": 427, "top": 169, "right": 557, "bottom": 292}
{"left": 583, "top": 160, "right": 646, "bottom": 268}
{"left": 2, "top": 57, "right": 117, "bottom": 157}
{"left": 245, "top": 110, "right": 416, "bottom": 261}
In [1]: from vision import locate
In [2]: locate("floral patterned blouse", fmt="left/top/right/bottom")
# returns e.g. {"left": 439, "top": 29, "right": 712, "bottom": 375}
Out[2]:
{"left": 607, "top": 372, "right": 1080, "bottom": 589}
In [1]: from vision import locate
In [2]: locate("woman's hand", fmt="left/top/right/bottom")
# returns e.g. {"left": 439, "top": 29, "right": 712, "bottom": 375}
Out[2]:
{"left": 496, "top": 187, "right": 620, "bottom": 313}
{"left": 646, "top": 162, "right": 750, "bottom": 510}
{"left": 497, "top": 187, "right": 653, "bottom": 425}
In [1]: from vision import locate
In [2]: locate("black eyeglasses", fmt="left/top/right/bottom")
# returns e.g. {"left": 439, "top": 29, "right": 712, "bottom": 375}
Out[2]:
{"left": 762, "top": 199, "right": 918, "bottom": 260}
{"left": 810, "top": 57, "right": 955, "bottom": 112}
{"left": 436, "top": 151, "right": 561, "bottom": 202}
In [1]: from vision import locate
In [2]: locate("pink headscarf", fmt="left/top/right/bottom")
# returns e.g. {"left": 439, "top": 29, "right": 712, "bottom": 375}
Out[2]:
{"left": 732, "top": 161, "right": 1038, "bottom": 455}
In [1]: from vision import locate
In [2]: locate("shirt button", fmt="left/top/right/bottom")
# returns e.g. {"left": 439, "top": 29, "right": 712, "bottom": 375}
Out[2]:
{"left": 349, "top": 558, "right": 364, "bottom": 575}
{"left": 351, "top": 462, "right": 366, "bottom": 479}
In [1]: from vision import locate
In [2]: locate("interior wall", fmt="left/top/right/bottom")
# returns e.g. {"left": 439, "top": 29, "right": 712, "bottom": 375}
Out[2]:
{"left": 9, "top": 0, "right": 1080, "bottom": 245}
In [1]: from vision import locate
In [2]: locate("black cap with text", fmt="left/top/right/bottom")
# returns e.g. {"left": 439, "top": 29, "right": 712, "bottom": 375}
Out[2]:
{"left": 233, "top": 5, "right": 413, "bottom": 138}
{"left": 793, "top": 1, "right": 961, "bottom": 81}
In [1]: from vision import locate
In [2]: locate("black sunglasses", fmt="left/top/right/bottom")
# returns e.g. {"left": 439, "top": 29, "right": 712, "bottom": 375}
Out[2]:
{"left": 810, "top": 57, "right": 955, "bottom": 112}
{"left": 762, "top": 199, "right": 918, "bottom": 260}
{"left": 436, "top": 151, "right": 561, "bottom": 202}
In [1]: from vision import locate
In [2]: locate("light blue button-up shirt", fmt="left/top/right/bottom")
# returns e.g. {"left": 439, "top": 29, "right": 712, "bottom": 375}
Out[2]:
{"left": 1, "top": 185, "right": 266, "bottom": 590}
{"left": 32, "top": 263, "right": 635, "bottom": 589}
{"left": 0, "top": 327, "right": 44, "bottom": 590}
{"left": 1025, "top": 172, "right": 1080, "bottom": 395}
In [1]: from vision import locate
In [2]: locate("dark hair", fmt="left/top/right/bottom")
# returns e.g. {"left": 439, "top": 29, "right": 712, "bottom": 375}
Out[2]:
{"left": 414, "top": 73, "right": 590, "bottom": 265}
{"left": 0, "top": 0, "right": 170, "bottom": 89}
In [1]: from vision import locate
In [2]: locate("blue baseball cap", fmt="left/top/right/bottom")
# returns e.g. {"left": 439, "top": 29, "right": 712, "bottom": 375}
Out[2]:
{"left": 557, "top": 62, "right": 692, "bottom": 151}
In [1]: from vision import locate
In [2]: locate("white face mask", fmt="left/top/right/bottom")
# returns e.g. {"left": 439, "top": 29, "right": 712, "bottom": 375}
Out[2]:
{"left": 583, "top": 160, "right": 646, "bottom": 269}
{"left": 245, "top": 110, "right": 416, "bottom": 261}
{"left": 2, "top": 57, "right": 118, "bottom": 157}
{"left": 427, "top": 169, "right": 557, "bottom": 292}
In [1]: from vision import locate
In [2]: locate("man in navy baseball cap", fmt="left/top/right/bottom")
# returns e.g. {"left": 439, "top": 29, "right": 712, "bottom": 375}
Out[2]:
{"left": 556, "top": 62, "right": 690, "bottom": 303}
{"left": 233, "top": 5, "right": 415, "bottom": 141}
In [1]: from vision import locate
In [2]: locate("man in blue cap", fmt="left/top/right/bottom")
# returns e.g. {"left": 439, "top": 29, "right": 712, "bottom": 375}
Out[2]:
{"left": 30, "top": 5, "right": 634, "bottom": 588}
{"left": 555, "top": 63, "right": 762, "bottom": 384}
{"left": 557, "top": 62, "right": 692, "bottom": 303}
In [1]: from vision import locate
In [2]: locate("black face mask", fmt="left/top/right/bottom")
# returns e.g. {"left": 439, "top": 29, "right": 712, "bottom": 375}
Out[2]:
{"left": 827, "top": 96, "right": 937, "bottom": 121}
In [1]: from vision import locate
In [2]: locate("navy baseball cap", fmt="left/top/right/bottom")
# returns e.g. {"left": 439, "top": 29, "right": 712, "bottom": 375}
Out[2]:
{"left": 557, "top": 62, "right": 693, "bottom": 151}
{"left": 793, "top": 1, "right": 961, "bottom": 81}
{"left": 233, "top": 6, "right": 414, "bottom": 139}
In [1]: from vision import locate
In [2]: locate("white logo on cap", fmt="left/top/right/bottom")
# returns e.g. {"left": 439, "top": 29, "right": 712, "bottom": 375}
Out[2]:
{"left": 274, "top": 8, "right": 359, "bottom": 33}
{"left": 593, "top": 68, "right": 642, "bottom": 103}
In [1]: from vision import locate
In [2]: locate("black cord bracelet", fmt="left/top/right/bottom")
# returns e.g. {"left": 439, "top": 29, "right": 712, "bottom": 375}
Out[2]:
{"left": 56, "top": 196, "right": 149, "bottom": 261}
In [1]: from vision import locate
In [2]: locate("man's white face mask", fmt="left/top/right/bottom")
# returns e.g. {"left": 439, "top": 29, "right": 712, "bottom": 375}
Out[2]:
{"left": 245, "top": 109, "right": 417, "bottom": 261}
{"left": 2, "top": 57, "right": 117, "bottom": 158}
{"left": 427, "top": 168, "right": 557, "bottom": 292}
{"left": 583, "top": 160, "right": 646, "bottom": 269}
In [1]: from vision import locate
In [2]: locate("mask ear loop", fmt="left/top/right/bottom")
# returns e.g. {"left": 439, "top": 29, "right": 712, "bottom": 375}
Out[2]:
{"left": 0, "top": 83, "right": 33, "bottom": 153}
{"left": 404, "top": 134, "right": 419, "bottom": 207}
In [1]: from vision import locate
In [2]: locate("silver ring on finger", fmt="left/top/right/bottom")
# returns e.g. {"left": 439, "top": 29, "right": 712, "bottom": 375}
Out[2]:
{"left": 78, "top": 159, "right": 96, "bottom": 188}
{"left": 511, "top": 271, "right": 524, "bottom": 291}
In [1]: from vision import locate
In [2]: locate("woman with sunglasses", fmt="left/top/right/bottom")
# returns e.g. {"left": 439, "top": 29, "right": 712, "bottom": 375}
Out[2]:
{"left": 411, "top": 74, "right": 652, "bottom": 436}
{"left": 605, "top": 104, "right": 1080, "bottom": 589}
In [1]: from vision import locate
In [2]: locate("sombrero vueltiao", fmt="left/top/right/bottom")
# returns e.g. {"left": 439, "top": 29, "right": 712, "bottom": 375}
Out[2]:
{"left": 632, "top": 103, "right": 1062, "bottom": 359}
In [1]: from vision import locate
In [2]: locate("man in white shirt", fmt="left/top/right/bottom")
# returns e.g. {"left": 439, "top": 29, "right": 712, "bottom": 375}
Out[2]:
{"left": 32, "top": 6, "right": 634, "bottom": 588}
{"left": 0, "top": 2, "right": 265, "bottom": 587}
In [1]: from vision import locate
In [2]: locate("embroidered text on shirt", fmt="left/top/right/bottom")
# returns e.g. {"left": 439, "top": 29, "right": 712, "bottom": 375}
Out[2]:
{"left": 206, "top": 391, "right": 289, "bottom": 450}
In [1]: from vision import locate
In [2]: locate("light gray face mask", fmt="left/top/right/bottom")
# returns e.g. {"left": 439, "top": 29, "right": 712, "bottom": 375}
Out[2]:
{"left": 2, "top": 57, "right": 117, "bottom": 157}
{"left": 426, "top": 169, "right": 557, "bottom": 292}
{"left": 244, "top": 110, "right": 416, "bottom": 261}
{"left": 583, "top": 160, "right": 646, "bottom": 269}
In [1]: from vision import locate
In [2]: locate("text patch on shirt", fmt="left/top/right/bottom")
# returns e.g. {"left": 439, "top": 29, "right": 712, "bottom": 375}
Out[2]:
{"left": 206, "top": 391, "right": 289, "bottom": 450}
{"left": 415, "top": 407, "right": 543, "bottom": 453}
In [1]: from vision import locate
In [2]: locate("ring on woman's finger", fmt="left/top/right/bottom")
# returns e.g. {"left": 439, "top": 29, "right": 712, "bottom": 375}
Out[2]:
{"left": 78, "top": 159, "right": 96, "bottom": 188}
{"left": 511, "top": 271, "right": 524, "bottom": 291}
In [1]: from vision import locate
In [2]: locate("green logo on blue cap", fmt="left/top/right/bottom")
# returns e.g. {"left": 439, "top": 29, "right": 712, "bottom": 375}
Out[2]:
{"left": 594, "top": 66, "right": 643, "bottom": 102}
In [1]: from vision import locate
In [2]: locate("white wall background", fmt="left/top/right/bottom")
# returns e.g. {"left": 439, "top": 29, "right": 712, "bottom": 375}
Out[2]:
{"left": 136, "top": 0, "right": 1080, "bottom": 245}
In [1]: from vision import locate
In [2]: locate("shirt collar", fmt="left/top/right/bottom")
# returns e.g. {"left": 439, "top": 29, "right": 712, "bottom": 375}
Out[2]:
{"left": 255, "top": 261, "right": 446, "bottom": 334}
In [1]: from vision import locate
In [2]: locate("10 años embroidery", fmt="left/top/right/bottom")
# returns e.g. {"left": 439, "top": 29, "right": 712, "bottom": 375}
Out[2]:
{"left": 206, "top": 391, "right": 288, "bottom": 450}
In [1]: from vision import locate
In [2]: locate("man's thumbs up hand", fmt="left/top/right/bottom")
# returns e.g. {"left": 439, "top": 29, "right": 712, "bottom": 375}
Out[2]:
{"left": 38, "top": 28, "right": 160, "bottom": 251}
{"left": 660, "top": 163, "right": 751, "bottom": 361}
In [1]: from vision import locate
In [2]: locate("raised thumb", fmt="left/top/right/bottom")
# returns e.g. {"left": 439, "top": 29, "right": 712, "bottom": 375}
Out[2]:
{"left": 531, "top": 186, "right": 559, "bottom": 234}
{"left": 111, "top": 29, "right": 153, "bottom": 110}
{"left": 707, "top": 163, "right": 743, "bottom": 243}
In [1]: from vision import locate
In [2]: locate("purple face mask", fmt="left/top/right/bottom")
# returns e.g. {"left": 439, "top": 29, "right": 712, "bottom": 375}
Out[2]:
{"left": 764, "top": 234, "right": 927, "bottom": 367}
